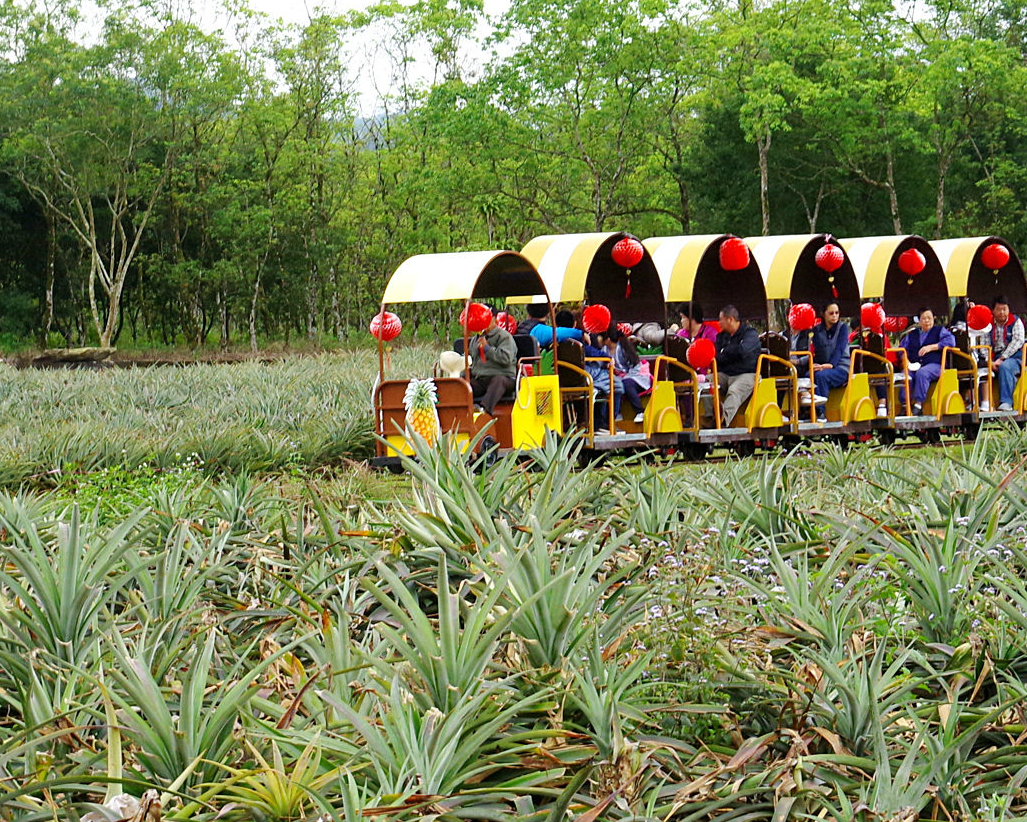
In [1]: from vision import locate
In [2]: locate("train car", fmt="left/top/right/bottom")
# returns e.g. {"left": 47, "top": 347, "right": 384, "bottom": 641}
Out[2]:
{"left": 371, "top": 250, "right": 564, "bottom": 472}
{"left": 841, "top": 236, "right": 971, "bottom": 438}
{"left": 932, "top": 237, "right": 1027, "bottom": 416}
{"left": 744, "top": 234, "right": 884, "bottom": 442}
{"left": 519, "top": 232, "right": 699, "bottom": 452}
{"left": 644, "top": 234, "right": 796, "bottom": 454}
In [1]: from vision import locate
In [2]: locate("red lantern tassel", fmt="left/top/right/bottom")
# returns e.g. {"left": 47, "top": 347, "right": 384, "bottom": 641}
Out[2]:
{"left": 832, "top": 286, "right": 838, "bottom": 298}
{"left": 478, "top": 338, "right": 487, "bottom": 362}
{"left": 625, "top": 270, "right": 632, "bottom": 298}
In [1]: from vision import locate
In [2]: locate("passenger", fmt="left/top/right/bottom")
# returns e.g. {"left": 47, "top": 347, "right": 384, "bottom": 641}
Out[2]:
{"left": 989, "top": 296, "right": 1025, "bottom": 412}
{"left": 603, "top": 329, "right": 651, "bottom": 423}
{"left": 810, "top": 301, "right": 851, "bottom": 420}
{"left": 584, "top": 331, "right": 623, "bottom": 430}
{"left": 676, "top": 302, "right": 719, "bottom": 345}
{"left": 714, "top": 305, "right": 761, "bottom": 427}
{"left": 468, "top": 310, "right": 517, "bottom": 416}
{"left": 632, "top": 321, "right": 666, "bottom": 349}
{"left": 530, "top": 309, "right": 582, "bottom": 347}
{"left": 900, "top": 307, "right": 955, "bottom": 416}
{"left": 516, "top": 303, "right": 549, "bottom": 336}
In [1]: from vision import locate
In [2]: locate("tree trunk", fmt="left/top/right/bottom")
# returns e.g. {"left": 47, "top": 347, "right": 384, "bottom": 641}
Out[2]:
{"left": 41, "top": 211, "right": 56, "bottom": 347}
{"left": 885, "top": 143, "right": 902, "bottom": 234}
{"left": 935, "top": 151, "right": 949, "bottom": 239}
{"left": 758, "top": 129, "right": 772, "bottom": 235}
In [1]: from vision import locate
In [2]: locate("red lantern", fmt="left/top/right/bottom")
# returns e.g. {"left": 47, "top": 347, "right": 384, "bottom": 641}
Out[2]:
{"left": 861, "top": 302, "right": 886, "bottom": 333}
{"left": 611, "top": 237, "right": 644, "bottom": 268}
{"left": 582, "top": 304, "right": 612, "bottom": 334}
{"left": 787, "top": 303, "right": 817, "bottom": 332}
{"left": 968, "top": 304, "right": 994, "bottom": 331}
{"left": 460, "top": 302, "right": 492, "bottom": 334}
{"left": 897, "top": 248, "right": 926, "bottom": 277}
{"left": 369, "top": 311, "right": 402, "bottom": 341}
{"left": 617, "top": 322, "right": 633, "bottom": 336}
{"left": 883, "top": 315, "right": 909, "bottom": 333}
{"left": 719, "top": 237, "right": 750, "bottom": 271}
{"left": 686, "top": 338, "right": 716, "bottom": 370}
{"left": 815, "top": 243, "right": 844, "bottom": 273}
{"left": 981, "top": 243, "right": 1010, "bottom": 270}
{"left": 495, "top": 311, "right": 518, "bottom": 334}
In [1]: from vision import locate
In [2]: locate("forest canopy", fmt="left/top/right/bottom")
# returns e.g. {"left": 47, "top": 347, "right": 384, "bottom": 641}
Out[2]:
{"left": 0, "top": 0, "right": 1024, "bottom": 348}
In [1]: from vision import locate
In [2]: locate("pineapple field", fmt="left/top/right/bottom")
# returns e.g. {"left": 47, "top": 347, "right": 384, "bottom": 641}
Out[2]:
{"left": 1, "top": 352, "right": 1027, "bottom": 820}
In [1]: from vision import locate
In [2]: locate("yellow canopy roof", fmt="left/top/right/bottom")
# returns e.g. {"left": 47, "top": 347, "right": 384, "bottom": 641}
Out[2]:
{"left": 520, "top": 233, "right": 620, "bottom": 302}
{"left": 838, "top": 236, "right": 908, "bottom": 299}
{"left": 643, "top": 235, "right": 726, "bottom": 301}
{"left": 744, "top": 234, "right": 832, "bottom": 300}
{"left": 382, "top": 250, "right": 547, "bottom": 304}
{"left": 931, "top": 237, "right": 996, "bottom": 298}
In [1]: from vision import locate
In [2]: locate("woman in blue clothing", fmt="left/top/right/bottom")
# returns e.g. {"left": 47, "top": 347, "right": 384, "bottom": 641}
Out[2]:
{"left": 901, "top": 307, "right": 955, "bottom": 415}
{"left": 811, "top": 302, "right": 851, "bottom": 417}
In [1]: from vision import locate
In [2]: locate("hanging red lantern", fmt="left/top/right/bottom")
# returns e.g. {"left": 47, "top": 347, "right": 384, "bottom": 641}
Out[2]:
{"left": 611, "top": 237, "right": 644, "bottom": 268}
{"left": 582, "top": 304, "right": 612, "bottom": 334}
{"left": 460, "top": 302, "right": 492, "bottom": 334}
{"left": 787, "top": 303, "right": 817, "bottom": 332}
{"left": 861, "top": 302, "right": 886, "bottom": 333}
{"left": 369, "top": 311, "right": 402, "bottom": 341}
{"left": 967, "top": 304, "right": 994, "bottom": 331}
{"left": 882, "top": 315, "right": 909, "bottom": 333}
{"left": 719, "top": 237, "right": 750, "bottom": 271}
{"left": 495, "top": 311, "right": 518, "bottom": 334}
{"left": 686, "top": 338, "right": 716, "bottom": 370}
{"left": 815, "top": 243, "right": 844, "bottom": 273}
{"left": 897, "top": 248, "right": 926, "bottom": 277}
{"left": 981, "top": 243, "right": 1010, "bottom": 271}
{"left": 617, "top": 322, "right": 633, "bottom": 336}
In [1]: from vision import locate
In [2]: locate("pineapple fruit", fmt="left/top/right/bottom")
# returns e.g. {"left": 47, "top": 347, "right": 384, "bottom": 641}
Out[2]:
{"left": 403, "top": 378, "right": 441, "bottom": 445}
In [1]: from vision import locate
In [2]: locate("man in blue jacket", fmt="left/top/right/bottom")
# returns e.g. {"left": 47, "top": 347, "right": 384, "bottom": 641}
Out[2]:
{"left": 715, "top": 305, "right": 761, "bottom": 426}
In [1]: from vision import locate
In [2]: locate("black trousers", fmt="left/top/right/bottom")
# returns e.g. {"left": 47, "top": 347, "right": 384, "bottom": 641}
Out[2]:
{"left": 469, "top": 375, "right": 515, "bottom": 415}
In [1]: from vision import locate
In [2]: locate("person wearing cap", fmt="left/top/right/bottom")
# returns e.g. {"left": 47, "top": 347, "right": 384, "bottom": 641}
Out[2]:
{"left": 516, "top": 303, "right": 549, "bottom": 336}
{"left": 989, "top": 296, "right": 1025, "bottom": 412}
{"left": 469, "top": 313, "right": 517, "bottom": 415}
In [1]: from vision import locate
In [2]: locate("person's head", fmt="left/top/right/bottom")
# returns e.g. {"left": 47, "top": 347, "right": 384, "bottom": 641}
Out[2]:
{"left": 526, "top": 303, "right": 549, "bottom": 319}
{"left": 918, "top": 307, "right": 935, "bottom": 332}
{"left": 821, "top": 301, "right": 841, "bottom": 327}
{"left": 951, "top": 301, "right": 967, "bottom": 326}
{"left": 555, "top": 310, "right": 575, "bottom": 328}
{"left": 993, "top": 296, "right": 1011, "bottom": 326}
{"left": 679, "top": 302, "right": 704, "bottom": 333}
{"left": 719, "top": 304, "right": 741, "bottom": 334}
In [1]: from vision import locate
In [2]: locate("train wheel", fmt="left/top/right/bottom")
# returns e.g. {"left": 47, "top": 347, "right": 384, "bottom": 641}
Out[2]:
{"left": 473, "top": 436, "right": 499, "bottom": 472}
{"left": 732, "top": 440, "right": 756, "bottom": 458}
{"left": 918, "top": 428, "right": 941, "bottom": 445}
{"left": 577, "top": 448, "right": 606, "bottom": 468}
{"left": 877, "top": 429, "right": 897, "bottom": 447}
{"left": 387, "top": 463, "right": 405, "bottom": 475}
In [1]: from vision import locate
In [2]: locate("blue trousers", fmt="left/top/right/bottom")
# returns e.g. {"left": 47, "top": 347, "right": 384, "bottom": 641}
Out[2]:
{"left": 615, "top": 378, "right": 647, "bottom": 416}
{"left": 911, "top": 363, "right": 941, "bottom": 405}
{"left": 999, "top": 357, "right": 1022, "bottom": 406}
{"left": 814, "top": 367, "right": 849, "bottom": 399}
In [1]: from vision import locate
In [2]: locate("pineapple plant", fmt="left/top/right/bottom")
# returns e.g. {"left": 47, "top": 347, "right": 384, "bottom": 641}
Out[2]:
{"left": 403, "top": 377, "right": 441, "bottom": 445}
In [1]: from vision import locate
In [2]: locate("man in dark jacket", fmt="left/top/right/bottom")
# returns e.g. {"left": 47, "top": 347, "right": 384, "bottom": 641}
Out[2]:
{"left": 469, "top": 313, "right": 518, "bottom": 415}
{"left": 715, "top": 305, "right": 761, "bottom": 426}
{"left": 516, "top": 303, "right": 549, "bottom": 336}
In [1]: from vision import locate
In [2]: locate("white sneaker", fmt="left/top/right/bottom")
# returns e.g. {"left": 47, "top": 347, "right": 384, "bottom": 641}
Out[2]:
{"left": 980, "top": 401, "right": 990, "bottom": 412}
{"left": 634, "top": 411, "right": 645, "bottom": 423}
{"left": 877, "top": 402, "right": 888, "bottom": 418}
{"left": 999, "top": 402, "right": 1013, "bottom": 412}
{"left": 799, "top": 390, "right": 812, "bottom": 405}
{"left": 812, "top": 394, "right": 828, "bottom": 404}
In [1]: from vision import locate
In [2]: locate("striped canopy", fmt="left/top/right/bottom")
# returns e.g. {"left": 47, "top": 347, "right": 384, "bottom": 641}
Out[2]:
{"left": 745, "top": 234, "right": 860, "bottom": 317}
{"left": 840, "top": 236, "right": 947, "bottom": 317}
{"left": 930, "top": 237, "right": 1027, "bottom": 313}
{"left": 644, "top": 234, "right": 767, "bottom": 321}
{"left": 520, "top": 232, "right": 665, "bottom": 323}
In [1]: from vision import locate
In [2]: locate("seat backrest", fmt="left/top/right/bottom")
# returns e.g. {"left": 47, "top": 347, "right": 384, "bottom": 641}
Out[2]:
{"left": 952, "top": 327, "right": 970, "bottom": 354}
{"left": 663, "top": 335, "right": 691, "bottom": 381}
{"left": 513, "top": 334, "right": 539, "bottom": 361}
{"left": 759, "top": 332, "right": 791, "bottom": 377}
{"left": 857, "top": 331, "right": 888, "bottom": 374}
{"left": 556, "top": 339, "right": 588, "bottom": 387}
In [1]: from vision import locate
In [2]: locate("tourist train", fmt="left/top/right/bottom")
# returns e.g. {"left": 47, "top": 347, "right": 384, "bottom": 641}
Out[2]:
{"left": 370, "top": 232, "right": 1027, "bottom": 469}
